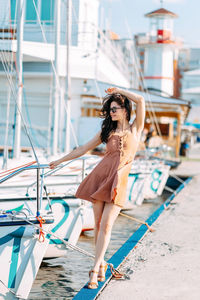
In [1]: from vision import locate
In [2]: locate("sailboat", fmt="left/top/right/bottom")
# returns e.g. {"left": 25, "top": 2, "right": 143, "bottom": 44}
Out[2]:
{"left": 0, "top": 162, "right": 55, "bottom": 299}
{"left": 0, "top": 1, "right": 93, "bottom": 298}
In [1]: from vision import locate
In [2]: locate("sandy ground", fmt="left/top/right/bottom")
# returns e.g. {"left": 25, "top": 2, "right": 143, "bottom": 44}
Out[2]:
{"left": 98, "top": 146, "right": 200, "bottom": 300}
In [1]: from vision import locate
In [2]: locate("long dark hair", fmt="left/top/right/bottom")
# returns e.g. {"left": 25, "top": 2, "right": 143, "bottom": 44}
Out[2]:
{"left": 100, "top": 94, "right": 132, "bottom": 143}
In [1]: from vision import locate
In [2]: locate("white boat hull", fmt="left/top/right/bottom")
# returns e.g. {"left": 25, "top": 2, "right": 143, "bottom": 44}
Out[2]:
{"left": 0, "top": 215, "right": 53, "bottom": 299}
{"left": 0, "top": 197, "right": 84, "bottom": 259}
{"left": 143, "top": 164, "right": 170, "bottom": 199}
{"left": 43, "top": 198, "right": 84, "bottom": 258}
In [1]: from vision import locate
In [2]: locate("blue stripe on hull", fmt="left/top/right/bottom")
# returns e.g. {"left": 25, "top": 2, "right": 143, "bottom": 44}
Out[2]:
{"left": 0, "top": 227, "right": 26, "bottom": 288}
{"left": 45, "top": 199, "right": 70, "bottom": 240}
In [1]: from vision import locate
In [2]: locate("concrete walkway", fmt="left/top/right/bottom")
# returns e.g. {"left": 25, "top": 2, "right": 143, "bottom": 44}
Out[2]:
{"left": 98, "top": 157, "right": 200, "bottom": 299}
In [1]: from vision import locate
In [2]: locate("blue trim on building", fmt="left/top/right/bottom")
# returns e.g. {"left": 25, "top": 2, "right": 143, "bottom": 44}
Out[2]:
{"left": 73, "top": 176, "right": 192, "bottom": 300}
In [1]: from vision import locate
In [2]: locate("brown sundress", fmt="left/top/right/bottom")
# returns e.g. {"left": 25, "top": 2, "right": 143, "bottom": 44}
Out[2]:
{"left": 75, "top": 127, "right": 138, "bottom": 207}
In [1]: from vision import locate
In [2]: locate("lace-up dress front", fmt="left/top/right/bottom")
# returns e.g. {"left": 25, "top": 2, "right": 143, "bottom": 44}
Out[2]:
{"left": 75, "top": 126, "right": 138, "bottom": 207}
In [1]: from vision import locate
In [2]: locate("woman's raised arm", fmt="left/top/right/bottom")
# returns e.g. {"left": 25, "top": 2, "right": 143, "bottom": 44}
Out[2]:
{"left": 49, "top": 131, "right": 102, "bottom": 169}
{"left": 106, "top": 87, "right": 145, "bottom": 133}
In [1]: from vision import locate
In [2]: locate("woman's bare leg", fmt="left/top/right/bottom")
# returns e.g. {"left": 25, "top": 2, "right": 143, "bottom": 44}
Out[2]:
{"left": 92, "top": 201, "right": 105, "bottom": 244}
{"left": 89, "top": 202, "right": 121, "bottom": 284}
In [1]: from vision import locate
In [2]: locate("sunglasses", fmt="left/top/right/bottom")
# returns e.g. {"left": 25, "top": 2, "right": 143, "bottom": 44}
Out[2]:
{"left": 110, "top": 106, "right": 123, "bottom": 113}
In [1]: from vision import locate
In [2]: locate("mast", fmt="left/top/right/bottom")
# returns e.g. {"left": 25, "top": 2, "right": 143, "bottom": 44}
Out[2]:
{"left": 13, "top": 0, "right": 24, "bottom": 158}
{"left": 2, "top": 88, "right": 11, "bottom": 169}
{"left": 65, "top": 0, "right": 72, "bottom": 153}
{"left": 52, "top": 0, "right": 61, "bottom": 155}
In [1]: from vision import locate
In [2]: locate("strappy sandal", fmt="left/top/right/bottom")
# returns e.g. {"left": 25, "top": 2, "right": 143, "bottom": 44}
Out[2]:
{"left": 88, "top": 270, "right": 98, "bottom": 289}
{"left": 98, "top": 263, "right": 108, "bottom": 282}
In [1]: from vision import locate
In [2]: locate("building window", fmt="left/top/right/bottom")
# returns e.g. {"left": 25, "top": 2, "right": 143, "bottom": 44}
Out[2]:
{"left": 26, "top": 0, "right": 38, "bottom": 23}
{"left": 71, "top": 0, "right": 79, "bottom": 46}
{"left": 10, "top": 0, "right": 17, "bottom": 22}
{"left": 41, "top": 0, "right": 55, "bottom": 25}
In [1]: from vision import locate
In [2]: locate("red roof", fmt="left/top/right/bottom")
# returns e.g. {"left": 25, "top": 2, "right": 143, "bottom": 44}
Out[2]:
{"left": 145, "top": 8, "right": 178, "bottom": 18}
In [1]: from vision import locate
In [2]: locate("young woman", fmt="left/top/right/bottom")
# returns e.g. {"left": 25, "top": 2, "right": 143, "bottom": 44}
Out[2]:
{"left": 49, "top": 87, "right": 145, "bottom": 289}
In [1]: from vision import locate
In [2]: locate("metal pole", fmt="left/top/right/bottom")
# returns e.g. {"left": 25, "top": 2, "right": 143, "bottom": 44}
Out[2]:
{"left": 36, "top": 168, "right": 40, "bottom": 216}
{"left": 13, "top": 0, "right": 24, "bottom": 158}
{"left": 65, "top": 0, "right": 72, "bottom": 153}
{"left": 52, "top": 0, "right": 61, "bottom": 155}
{"left": 2, "top": 87, "right": 11, "bottom": 169}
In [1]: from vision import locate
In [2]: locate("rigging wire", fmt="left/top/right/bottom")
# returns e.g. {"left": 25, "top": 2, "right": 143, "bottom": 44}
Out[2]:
{"left": 2, "top": 1, "right": 18, "bottom": 168}
{"left": 22, "top": 79, "right": 44, "bottom": 149}
{"left": 0, "top": 51, "right": 40, "bottom": 165}
{"left": 126, "top": 28, "right": 163, "bottom": 137}
{"left": 1, "top": 0, "right": 162, "bottom": 161}
{"left": 1, "top": 0, "right": 40, "bottom": 165}
{"left": 117, "top": 0, "right": 163, "bottom": 138}
{"left": 66, "top": 0, "right": 104, "bottom": 101}
{"left": 11, "top": 2, "right": 55, "bottom": 153}
{"left": 32, "top": 0, "right": 79, "bottom": 149}
{"left": 6, "top": 211, "right": 125, "bottom": 280}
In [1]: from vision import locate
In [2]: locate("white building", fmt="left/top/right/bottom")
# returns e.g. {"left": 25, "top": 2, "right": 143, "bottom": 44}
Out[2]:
{"left": 180, "top": 54, "right": 200, "bottom": 124}
{"left": 179, "top": 48, "right": 200, "bottom": 71}
{"left": 181, "top": 70, "right": 200, "bottom": 124}
{"left": 0, "top": 0, "right": 137, "bottom": 156}
{"left": 135, "top": 7, "right": 182, "bottom": 97}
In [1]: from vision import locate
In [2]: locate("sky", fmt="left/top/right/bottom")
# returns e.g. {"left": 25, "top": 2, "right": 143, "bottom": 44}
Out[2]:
{"left": 99, "top": 0, "right": 200, "bottom": 47}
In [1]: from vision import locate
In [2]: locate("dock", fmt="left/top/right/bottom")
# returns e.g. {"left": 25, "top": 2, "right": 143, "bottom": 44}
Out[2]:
{"left": 74, "top": 144, "right": 200, "bottom": 300}
{"left": 97, "top": 147, "right": 200, "bottom": 300}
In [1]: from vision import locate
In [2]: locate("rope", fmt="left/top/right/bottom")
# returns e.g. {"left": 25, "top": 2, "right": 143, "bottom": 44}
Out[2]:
{"left": 170, "top": 173, "right": 185, "bottom": 184}
{"left": 7, "top": 212, "right": 125, "bottom": 279}
{"left": 164, "top": 185, "right": 177, "bottom": 195}
{"left": 164, "top": 173, "right": 187, "bottom": 194}
{"left": 0, "top": 161, "right": 36, "bottom": 178}
{"left": 119, "top": 212, "right": 155, "bottom": 232}
{"left": 109, "top": 264, "right": 124, "bottom": 279}
{"left": 36, "top": 216, "right": 46, "bottom": 242}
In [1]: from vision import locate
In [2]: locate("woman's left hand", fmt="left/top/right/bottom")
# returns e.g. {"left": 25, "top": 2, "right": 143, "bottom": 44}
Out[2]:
{"left": 49, "top": 159, "right": 62, "bottom": 169}
{"left": 105, "top": 87, "right": 121, "bottom": 95}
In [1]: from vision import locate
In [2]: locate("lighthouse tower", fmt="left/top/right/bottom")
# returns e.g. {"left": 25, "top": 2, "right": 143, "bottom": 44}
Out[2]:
{"left": 140, "top": 7, "right": 179, "bottom": 96}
